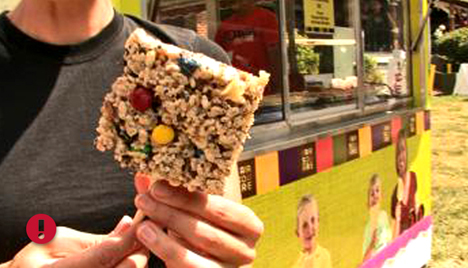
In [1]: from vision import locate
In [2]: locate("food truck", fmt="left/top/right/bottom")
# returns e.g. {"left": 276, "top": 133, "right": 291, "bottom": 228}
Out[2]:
{"left": 120, "top": 0, "right": 433, "bottom": 267}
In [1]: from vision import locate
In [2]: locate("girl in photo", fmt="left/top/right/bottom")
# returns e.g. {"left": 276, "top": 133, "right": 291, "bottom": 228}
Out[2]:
{"left": 391, "top": 129, "right": 424, "bottom": 238}
{"left": 362, "top": 174, "right": 391, "bottom": 262}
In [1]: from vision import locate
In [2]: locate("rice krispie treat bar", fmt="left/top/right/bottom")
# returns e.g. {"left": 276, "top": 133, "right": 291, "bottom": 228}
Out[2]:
{"left": 96, "top": 29, "right": 269, "bottom": 195}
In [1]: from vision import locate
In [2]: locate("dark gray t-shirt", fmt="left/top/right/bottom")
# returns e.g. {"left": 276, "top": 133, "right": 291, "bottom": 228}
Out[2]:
{"left": 0, "top": 11, "right": 229, "bottom": 263}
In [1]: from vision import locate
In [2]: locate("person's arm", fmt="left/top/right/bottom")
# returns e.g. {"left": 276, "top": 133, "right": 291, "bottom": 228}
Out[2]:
{"left": 363, "top": 233, "right": 377, "bottom": 261}
{"left": 392, "top": 202, "right": 402, "bottom": 239}
{"left": 261, "top": 10, "right": 281, "bottom": 92}
{"left": 382, "top": 212, "right": 392, "bottom": 245}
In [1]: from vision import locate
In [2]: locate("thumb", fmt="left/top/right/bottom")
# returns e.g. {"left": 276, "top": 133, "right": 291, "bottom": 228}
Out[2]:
{"left": 55, "top": 225, "right": 141, "bottom": 268}
{"left": 134, "top": 173, "right": 152, "bottom": 194}
{"left": 109, "top": 215, "right": 133, "bottom": 237}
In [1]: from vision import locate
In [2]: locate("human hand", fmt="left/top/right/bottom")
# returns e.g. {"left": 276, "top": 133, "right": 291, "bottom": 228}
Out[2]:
{"left": 134, "top": 175, "right": 264, "bottom": 268}
{"left": 8, "top": 216, "right": 148, "bottom": 268}
{"left": 370, "top": 229, "right": 378, "bottom": 248}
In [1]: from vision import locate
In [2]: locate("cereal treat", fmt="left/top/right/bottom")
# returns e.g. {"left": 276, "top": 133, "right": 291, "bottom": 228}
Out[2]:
{"left": 95, "top": 29, "right": 269, "bottom": 195}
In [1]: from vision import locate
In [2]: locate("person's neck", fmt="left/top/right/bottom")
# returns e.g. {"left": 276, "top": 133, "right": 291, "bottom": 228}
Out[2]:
{"left": 304, "top": 241, "right": 317, "bottom": 255}
{"left": 7, "top": 0, "right": 114, "bottom": 45}
{"left": 236, "top": 4, "right": 255, "bottom": 17}
{"left": 402, "top": 171, "right": 409, "bottom": 183}
{"left": 370, "top": 204, "right": 381, "bottom": 214}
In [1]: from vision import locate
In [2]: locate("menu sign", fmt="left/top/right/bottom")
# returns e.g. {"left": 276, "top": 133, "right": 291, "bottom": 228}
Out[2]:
{"left": 304, "top": 0, "right": 335, "bottom": 33}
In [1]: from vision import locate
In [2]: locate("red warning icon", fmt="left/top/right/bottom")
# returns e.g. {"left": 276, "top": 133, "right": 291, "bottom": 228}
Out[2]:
{"left": 26, "top": 214, "right": 56, "bottom": 244}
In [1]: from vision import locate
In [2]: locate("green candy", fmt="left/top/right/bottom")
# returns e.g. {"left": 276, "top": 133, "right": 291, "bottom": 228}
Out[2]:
{"left": 143, "top": 144, "right": 152, "bottom": 155}
{"left": 130, "top": 144, "right": 153, "bottom": 156}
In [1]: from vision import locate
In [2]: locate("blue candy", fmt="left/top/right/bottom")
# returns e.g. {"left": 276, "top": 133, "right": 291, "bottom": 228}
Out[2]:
{"left": 178, "top": 57, "right": 200, "bottom": 77}
{"left": 194, "top": 148, "right": 205, "bottom": 158}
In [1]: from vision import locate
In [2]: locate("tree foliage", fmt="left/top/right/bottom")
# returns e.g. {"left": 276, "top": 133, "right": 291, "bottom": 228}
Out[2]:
{"left": 434, "top": 27, "right": 468, "bottom": 64}
{"left": 296, "top": 45, "right": 320, "bottom": 75}
{"left": 364, "top": 55, "right": 384, "bottom": 83}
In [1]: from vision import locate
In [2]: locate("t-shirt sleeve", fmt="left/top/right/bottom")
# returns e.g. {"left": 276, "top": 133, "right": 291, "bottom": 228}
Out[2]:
{"left": 127, "top": 16, "right": 230, "bottom": 65}
{"left": 362, "top": 221, "right": 371, "bottom": 256}
{"left": 194, "top": 35, "right": 231, "bottom": 65}
{"left": 259, "top": 9, "right": 280, "bottom": 47}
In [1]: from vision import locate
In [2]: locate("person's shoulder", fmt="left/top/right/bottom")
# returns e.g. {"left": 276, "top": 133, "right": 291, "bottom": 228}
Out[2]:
{"left": 123, "top": 15, "right": 230, "bottom": 64}
{"left": 0, "top": 13, "right": 10, "bottom": 58}
{"left": 253, "top": 7, "right": 278, "bottom": 27}
{"left": 123, "top": 14, "right": 196, "bottom": 49}
{"left": 316, "top": 245, "right": 332, "bottom": 267}
{"left": 378, "top": 210, "right": 390, "bottom": 221}
{"left": 293, "top": 251, "right": 307, "bottom": 267}
{"left": 254, "top": 7, "right": 277, "bottom": 18}
{"left": 379, "top": 209, "right": 388, "bottom": 217}
{"left": 316, "top": 244, "right": 331, "bottom": 258}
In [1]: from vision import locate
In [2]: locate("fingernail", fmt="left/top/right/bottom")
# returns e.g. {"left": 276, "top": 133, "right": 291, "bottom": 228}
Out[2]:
{"left": 113, "top": 215, "right": 132, "bottom": 235}
{"left": 152, "top": 181, "right": 174, "bottom": 198}
{"left": 138, "top": 224, "right": 157, "bottom": 243}
{"left": 135, "top": 173, "right": 151, "bottom": 194}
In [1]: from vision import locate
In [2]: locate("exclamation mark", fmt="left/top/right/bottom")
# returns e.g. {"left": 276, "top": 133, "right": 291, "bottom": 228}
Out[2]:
{"left": 38, "top": 220, "right": 45, "bottom": 240}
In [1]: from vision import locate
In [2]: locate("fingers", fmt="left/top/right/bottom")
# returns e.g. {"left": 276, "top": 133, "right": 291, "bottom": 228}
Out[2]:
{"left": 135, "top": 194, "right": 256, "bottom": 265}
{"left": 54, "top": 225, "right": 142, "bottom": 268}
{"left": 136, "top": 221, "right": 234, "bottom": 268}
{"left": 147, "top": 181, "right": 263, "bottom": 242}
{"left": 110, "top": 215, "right": 134, "bottom": 237}
{"left": 115, "top": 248, "right": 149, "bottom": 268}
{"left": 48, "top": 227, "right": 107, "bottom": 251}
{"left": 134, "top": 173, "right": 152, "bottom": 194}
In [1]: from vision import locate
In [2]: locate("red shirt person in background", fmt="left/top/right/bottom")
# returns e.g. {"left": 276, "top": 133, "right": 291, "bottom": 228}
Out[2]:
{"left": 215, "top": 0, "right": 280, "bottom": 95}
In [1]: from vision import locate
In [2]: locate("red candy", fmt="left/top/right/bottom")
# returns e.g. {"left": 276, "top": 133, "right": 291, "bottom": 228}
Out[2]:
{"left": 130, "top": 87, "right": 153, "bottom": 112}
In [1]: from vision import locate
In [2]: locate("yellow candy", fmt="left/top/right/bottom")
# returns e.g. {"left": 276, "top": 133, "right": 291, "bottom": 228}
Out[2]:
{"left": 151, "top": 125, "right": 175, "bottom": 145}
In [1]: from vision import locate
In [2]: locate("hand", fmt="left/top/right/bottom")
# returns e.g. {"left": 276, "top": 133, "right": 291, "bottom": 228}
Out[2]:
{"left": 134, "top": 175, "right": 264, "bottom": 268}
{"left": 370, "top": 229, "right": 378, "bottom": 249}
{"left": 8, "top": 216, "right": 148, "bottom": 268}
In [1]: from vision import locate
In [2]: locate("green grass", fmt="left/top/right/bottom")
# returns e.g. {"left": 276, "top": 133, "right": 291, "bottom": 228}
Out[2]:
{"left": 447, "top": 107, "right": 462, "bottom": 112}
{"left": 428, "top": 96, "right": 468, "bottom": 268}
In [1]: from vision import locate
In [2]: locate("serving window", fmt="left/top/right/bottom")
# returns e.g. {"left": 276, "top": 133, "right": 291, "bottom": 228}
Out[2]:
{"left": 156, "top": 0, "right": 284, "bottom": 125}
{"left": 361, "top": 0, "right": 411, "bottom": 105}
{"left": 149, "top": 0, "right": 413, "bottom": 130}
{"left": 286, "top": 0, "right": 358, "bottom": 113}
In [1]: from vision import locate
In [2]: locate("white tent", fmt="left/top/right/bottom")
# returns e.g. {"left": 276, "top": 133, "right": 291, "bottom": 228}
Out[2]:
{"left": 453, "top": 63, "right": 468, "bottom": 95}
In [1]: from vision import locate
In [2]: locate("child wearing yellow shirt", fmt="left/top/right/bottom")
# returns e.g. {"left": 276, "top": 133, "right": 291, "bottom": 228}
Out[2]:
{"left": 293, "top": 195, "right": 332, "bottom": 268}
